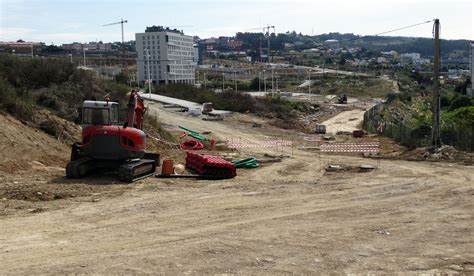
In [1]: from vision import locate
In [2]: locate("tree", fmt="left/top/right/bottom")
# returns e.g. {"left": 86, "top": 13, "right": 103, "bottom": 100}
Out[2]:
{"left": 338, "top": 56, "right": 346, "bottom": 65}
{"left": 449, "top": 95, "right": 473, "bottom": 111}
{"left": 454, "top": 77, "right": 471, "bottom": 95}
{"left": 114, "top": 72, "right": 129, "bottom": 85}
{"left": 249, "top": 77, "right": 260, "bottom": 91}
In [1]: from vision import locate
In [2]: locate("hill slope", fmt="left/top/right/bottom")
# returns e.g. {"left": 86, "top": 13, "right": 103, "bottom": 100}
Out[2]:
{"left": 0, "top": 112, "right": 72, "bottom": 173}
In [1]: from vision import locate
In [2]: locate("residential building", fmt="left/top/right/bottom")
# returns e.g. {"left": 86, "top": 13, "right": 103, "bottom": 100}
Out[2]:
{"left": 136, "top": 26, "right": 196, "bottom": 85}
{"left": 193, "top": 44, "right": 201, "bottom": 64}
{"left": 400, "top": 53, "right": 430, "bottom": 66}
{"left": 61, "top": 41, "right": 112, "bottom": 52}
{"left": 0, "top": 41, "right": 41, "bottom": 56}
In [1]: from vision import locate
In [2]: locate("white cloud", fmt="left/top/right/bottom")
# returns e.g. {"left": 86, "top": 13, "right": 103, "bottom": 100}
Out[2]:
{"left": 62, "top": 22, "right": 87, "bottom": 30}
{"left": 0, "top": 27, "right": 35, "bottom": 41}
{"left": 33, "top": 32, "right": 120, "bottom": 44}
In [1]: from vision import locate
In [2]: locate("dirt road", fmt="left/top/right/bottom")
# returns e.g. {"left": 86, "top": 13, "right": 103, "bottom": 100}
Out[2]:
{"left": 1, "top": 105, "right": 473, "bottom": 274}
{"left": 322, "top": 109, "right": 366, "bottom": 134}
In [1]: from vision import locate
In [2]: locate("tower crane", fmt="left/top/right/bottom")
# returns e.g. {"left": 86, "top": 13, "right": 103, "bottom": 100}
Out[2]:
{"left": 245, "top": 25, "right": 275, "bottom": 63}
{"left": 103, "top": 18, "right": 128, "bottom": 66}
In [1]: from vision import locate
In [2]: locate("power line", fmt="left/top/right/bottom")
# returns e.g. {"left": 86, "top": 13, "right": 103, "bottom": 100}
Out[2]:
{"left": 315, "top": 19, "right": 436, "bottom": 47}
{"left": 371, "top": 19, "right": 435, "bottom": 37}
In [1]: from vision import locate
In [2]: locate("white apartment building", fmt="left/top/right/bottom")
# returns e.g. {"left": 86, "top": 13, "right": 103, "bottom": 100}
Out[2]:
{"left": 136, "top": 26, "right": 195, "bottom": 85}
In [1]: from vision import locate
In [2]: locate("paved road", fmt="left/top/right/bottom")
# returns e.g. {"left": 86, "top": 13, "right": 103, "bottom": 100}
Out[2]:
{"left": 139, "top": 92, "right": 231, "bottom": 115}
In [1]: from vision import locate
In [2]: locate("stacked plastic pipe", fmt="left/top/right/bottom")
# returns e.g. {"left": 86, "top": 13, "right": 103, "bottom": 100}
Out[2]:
{"left": 186, "top": 151, "right": 236, "bottom": 178}
{"left": 231, "top": 157, "right": 259, "bottom": 168}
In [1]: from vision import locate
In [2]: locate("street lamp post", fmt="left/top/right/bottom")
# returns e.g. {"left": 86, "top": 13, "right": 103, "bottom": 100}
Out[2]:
{"left": 276, "top": 75, "right": 279, "bottom": 93}
{"left": 263, "top": 70, "right": 266, "bottom": 93}
{"left": 222, "top": 72, "right": 225, "bottom": 92}
{"left": 83, "top": 48, "right": 88, "bottom": 67}
{"left": 146, "top": 49, "right": 152, "bottom": 98}
{"left": 258, "top": 72, "right": 261, "bottom": 92}
{"left": 271, "top": 67, "right": 274, "bottom": 97}
{"left": 308, "top": 69, "right": 312, "bottom": 101}
{"left": 234, "top": 70, "right": 237, "bottom": 92}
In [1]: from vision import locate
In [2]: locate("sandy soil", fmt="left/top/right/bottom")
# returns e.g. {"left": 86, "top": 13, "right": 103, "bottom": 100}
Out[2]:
{"left": 322, "top": 109, "right": 366, "bottom": 134}
{"left": 1, "top": 106, "right": 473, "bottom": 274}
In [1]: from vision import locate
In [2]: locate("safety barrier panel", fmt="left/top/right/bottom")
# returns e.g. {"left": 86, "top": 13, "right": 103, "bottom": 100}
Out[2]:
{"left": 226, "top": 138, "right": 293, "bottom": 149}
{"left": 320, "top": 142, "right": 380, "bottom": 153}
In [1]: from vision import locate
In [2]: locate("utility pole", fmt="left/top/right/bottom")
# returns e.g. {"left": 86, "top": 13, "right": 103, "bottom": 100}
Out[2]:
{"left": 431, "top": 19, "right": 441, "bottom": 147}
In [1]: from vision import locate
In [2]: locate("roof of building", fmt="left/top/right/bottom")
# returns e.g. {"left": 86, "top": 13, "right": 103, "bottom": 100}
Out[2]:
{"left": 144, "top": 25, "right": 183, "bottom": 34}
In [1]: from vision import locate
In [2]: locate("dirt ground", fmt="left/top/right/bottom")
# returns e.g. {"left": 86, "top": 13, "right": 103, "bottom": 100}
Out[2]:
{"left": 322, "top": 109, "right": 366, "bottom": 134}
{"left": 0, "top": 104, "right": 473, "bottom": 274}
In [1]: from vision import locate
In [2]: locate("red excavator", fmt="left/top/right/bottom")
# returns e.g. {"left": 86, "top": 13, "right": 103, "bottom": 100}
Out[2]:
{"left": 66, "top": 90, "right": 159, "bottom": 182}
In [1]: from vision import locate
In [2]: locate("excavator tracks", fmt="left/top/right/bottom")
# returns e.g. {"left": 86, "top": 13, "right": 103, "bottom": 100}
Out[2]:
{"left": 66, "top": 157, "right": 93, "bottom": 179}
{"left": 118, "top": 159, "right": 157, "bottom": 182}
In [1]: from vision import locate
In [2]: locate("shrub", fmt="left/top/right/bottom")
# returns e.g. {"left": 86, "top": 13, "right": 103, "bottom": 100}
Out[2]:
{"left": 443, "top": 106, "right": 474, "bottom": 127}
{"left": 449, "top": 95, "right": 473, "bottom": 111}
{"left": 440, "top": 95, "right": 450, "bottom": 109}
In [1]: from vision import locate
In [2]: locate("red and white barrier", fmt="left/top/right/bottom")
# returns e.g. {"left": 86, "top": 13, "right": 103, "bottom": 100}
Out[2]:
{"left": 226, "top": 139, "right": 293, "bottom": 149}
{"left": 320, "top": 142, "right": 380, "bottom": 153}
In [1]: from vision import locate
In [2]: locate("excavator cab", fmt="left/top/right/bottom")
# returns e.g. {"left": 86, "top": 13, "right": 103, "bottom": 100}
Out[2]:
{"left": 82, "top": 101, "right": 119, "bottom": 126}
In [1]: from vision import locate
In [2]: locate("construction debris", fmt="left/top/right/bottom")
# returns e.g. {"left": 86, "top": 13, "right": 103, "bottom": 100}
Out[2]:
{"left": 352, "top": 130, "right": 365, "bottom": 138}
{"left": 202, "top": 116, "right": 224, "bottom": 121}
{"left": 323, "top": 135, "right": 335, "bottom": 141}
{"left": 325, "top": 164, "right": 376, "bottom": 173}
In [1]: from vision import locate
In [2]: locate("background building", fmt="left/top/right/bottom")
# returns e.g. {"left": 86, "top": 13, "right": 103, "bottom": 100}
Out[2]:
{"left": 136, "top": 26, "right": 196, "bottom": 85}
{"left": 61, "top": 42, "right": 112, "bottom": 52}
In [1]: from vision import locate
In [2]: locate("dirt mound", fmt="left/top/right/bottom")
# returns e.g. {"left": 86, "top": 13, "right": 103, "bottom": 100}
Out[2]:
{"left": 402, "top": 145, "right": 474, "bottom": 164}
{"left": 0, "top": 112, "right": 70, "bottom": 173}
{"left": 32, "top": 109, "right": 81, "bottom": 145}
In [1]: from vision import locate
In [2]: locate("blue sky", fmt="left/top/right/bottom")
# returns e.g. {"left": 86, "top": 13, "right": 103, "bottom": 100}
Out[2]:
{"left": 0, "top": 0, "right": 472, "bottom": 44}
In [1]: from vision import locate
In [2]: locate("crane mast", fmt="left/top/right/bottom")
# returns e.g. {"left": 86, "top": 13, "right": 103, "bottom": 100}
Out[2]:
{"left": 103, "top": 18, "right": 128, "bottom": 67}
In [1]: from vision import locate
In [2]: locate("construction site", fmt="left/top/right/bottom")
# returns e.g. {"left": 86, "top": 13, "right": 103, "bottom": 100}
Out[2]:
{"left": 1, "top": 3, "right": 474, "bottom": 271}
{"left": 1, "top": 70, "right": 473, "bottom": 273}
